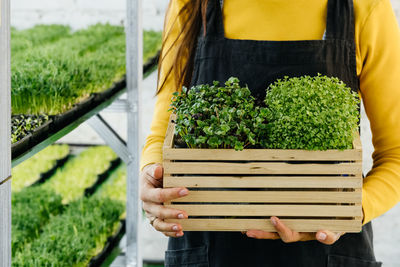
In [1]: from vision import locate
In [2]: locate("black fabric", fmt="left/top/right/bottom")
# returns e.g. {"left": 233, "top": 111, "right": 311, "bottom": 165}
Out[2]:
{"left": 166, "top": 0, "right": 378, "bottom": 266}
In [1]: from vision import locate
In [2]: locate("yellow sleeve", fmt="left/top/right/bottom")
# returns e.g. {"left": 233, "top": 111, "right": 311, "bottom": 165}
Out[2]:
{"left": 358, "top": 0, "right": 400, "bottom": 224}
{"left": 140, "top": 0, "right": 187, "bottom": 171}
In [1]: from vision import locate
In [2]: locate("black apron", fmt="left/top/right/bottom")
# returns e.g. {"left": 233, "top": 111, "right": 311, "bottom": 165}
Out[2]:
{"left": 165, "top": 0, "right": 381, "bottom": 266}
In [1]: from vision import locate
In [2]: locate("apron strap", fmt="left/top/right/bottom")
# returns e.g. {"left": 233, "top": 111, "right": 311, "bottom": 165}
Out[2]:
{"left": 325, "top": 0, "right": 355, "bottom": 41}
{"left": 207, "top": 0, "right": 355, "bottom": 42}
{"left": 199, "top": 0, "right": 225, "bottom": 39}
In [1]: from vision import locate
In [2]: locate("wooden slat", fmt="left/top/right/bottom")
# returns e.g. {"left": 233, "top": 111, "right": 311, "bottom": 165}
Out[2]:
{"left": 164, "top": 176, "right": 362, "bottom": 188}
{"left": 164, "top": 162, "right": 362, "bottom": 175}
{"left": 173, "top": 191, "right": 361, "bottom": 204}
{"left": 165, "top": 204, "right": 362, "bottom": 217}
{"left": 352, "top": 132, "right": 362, "bottom": 151}
{"left": 163, "top": 114, "right": 176, "bottom": 149}
{"left": 165, "top": 219, "right": 362, "bottom": 232}
{"left": 164, "top": 147, "right": 362, "bottom": 161}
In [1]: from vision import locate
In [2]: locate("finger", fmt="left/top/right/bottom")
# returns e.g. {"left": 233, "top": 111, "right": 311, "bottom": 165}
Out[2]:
{"left": 143, "top": 164, "right": 163, "bottom": 188}
{"left": 140, "top": 185, "right": 188, "bottom": 203}
{"left": 152, "top": 164, "right": 164, "bottom": 180}
{"left": 270, "top": 217, "right": 315, "bottom": 243}
{"left": 143, "top": 201, "right": 188, "bottom": 220}
{"left": 246, "top": 230, "right": 280, "bottom": 240}
{"left": 163, "top": 231, "right": 184, "bottom": 238}
{"left": 270, "top": 216, "right": 303, "bottom": 243}
{"left": 316, "top": 230, "right": 344, "bottom": 245}
{"left": 152, "top": 218, "right": 182, "bottom": 232}
{"left": 145, "top": 173, "right": 162, "bottom": 188}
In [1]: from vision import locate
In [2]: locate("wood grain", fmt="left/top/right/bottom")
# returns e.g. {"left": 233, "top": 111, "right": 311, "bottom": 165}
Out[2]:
{"left": 165, "top": 204, "right": 363, "bottom": 217}
{"left": 165, "top": 218, "right": 362, "bottom": 232}
{"left": 164, "top": 162, "right": 362, "bottom": 175}
{"left": 164, "top": 147, "right": 362, "bottom": 161}
{"left": 164, "top": 175, "right": 362, "bottom": 189}
{"left": 173, "top": 190, "right": 361, "bottom": 203}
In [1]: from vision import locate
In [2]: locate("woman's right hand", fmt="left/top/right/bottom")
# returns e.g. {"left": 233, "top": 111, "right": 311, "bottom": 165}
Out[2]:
{"left": 140, "top": 163, "right": 189, "bottom": 237}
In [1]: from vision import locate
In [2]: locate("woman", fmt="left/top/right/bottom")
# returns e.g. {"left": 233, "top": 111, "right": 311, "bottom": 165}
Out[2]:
{"left": 140, "top": 0, "right": 400, "bottom": 266}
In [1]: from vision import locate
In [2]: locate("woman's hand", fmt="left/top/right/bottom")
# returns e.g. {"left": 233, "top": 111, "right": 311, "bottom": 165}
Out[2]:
{"left": 246, "top": 217, "right": 344, "bottom": 245}
{"left": 140, "top": 163, "right": 189, "bottom": 237}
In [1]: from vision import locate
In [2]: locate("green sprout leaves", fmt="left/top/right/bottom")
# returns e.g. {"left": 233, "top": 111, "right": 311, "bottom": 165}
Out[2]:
{"left": 170, "top": 77, "right": 269, "bottom": 150}
{"left": 265, "top": 75, "right": 360, "bottom": 150}
{"left": 170, "top": 75, "right": 360, "bottom": 151}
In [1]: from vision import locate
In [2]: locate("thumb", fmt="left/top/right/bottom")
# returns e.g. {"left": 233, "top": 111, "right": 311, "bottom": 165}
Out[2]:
{"left": 316, "top": 230, "right": 343, "bottom": 245}
{"left": 151, "top": 164, "right": 164, "bottom": 180}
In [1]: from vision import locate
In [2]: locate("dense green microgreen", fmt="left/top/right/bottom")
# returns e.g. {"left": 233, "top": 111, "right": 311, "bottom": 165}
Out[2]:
{"left": 12, "top": 196, "right": 124, "bottom": 267}
{"left": 43, "top": 146, "right": 118, "bottom": 203}
{"left": 170, "top": 77, "right": 269, "bottom": 150}
{"left": 11, "top": 25, "right": 71, "bottom": 54}
{"left": 12, "top": 144, "right": 70, "bottom": 192}
{"left": 264, "top": 75, "right": 360, "bottom": 150}
{"left": 11, "top": 114, "right": 50, "bottom": 144}
{"left": 12, "top": 187, "right": 64, "bottom": 256}
{"left": 96, "top": 164, "right": 127, "bottom": 204}
{"left": 11, "top": 24, "right": 162, "bottom": 115}
{"left": 170, "top": 75, "right": 359, "bottom": 150}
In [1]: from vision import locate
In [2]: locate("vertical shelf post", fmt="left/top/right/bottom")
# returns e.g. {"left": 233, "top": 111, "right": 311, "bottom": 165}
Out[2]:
{"left": 0, "top": 0, "right": 11, "bottom": 266}
{"left": 126, "top": 0, "right": 143, "bottom": 266}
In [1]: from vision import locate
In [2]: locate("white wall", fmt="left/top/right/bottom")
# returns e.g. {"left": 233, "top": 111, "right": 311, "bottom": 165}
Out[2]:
{"left": 10, "top": 0, "right": 400, "bottom": 31}
{"left": 10, "top": 0, "right": 169, "bottom": 30}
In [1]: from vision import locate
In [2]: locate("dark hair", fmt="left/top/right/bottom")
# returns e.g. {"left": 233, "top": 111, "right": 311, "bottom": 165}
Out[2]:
{"left": 156, "top": 0, "right": 209, "bottom": 94}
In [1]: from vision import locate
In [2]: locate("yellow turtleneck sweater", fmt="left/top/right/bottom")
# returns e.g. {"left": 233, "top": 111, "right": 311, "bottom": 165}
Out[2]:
{"left": 141, "top": 0, "right": 400, "bottom": 225}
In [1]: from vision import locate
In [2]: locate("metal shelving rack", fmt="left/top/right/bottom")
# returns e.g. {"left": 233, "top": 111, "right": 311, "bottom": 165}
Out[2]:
{"left": 0, "top": 0, "right": 143, "bottom": 266}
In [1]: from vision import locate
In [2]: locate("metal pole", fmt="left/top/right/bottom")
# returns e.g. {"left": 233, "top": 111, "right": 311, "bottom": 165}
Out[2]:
{"left": 126, "top": 0, "right": 142, "bottom": 266}
{"left": 0, "top": 0, "right": 11, "bottom": 266}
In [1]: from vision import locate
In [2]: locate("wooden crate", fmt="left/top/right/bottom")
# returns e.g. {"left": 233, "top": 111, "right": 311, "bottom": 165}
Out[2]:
{"left": 163, "top": 115, "right": 363, "bottom": 232}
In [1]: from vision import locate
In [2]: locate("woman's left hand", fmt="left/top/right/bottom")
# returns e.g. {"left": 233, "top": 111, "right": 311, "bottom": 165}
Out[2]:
{"left": 246, "top": 216, "right": 345, "bottom": 245}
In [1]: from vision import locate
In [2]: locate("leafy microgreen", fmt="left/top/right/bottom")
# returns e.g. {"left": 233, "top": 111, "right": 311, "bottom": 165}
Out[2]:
{"left": 170, "top": 77, "right": 269, "bottom": 150}
{"left": 170, "top": 75, "right": 359, "bottom": 151}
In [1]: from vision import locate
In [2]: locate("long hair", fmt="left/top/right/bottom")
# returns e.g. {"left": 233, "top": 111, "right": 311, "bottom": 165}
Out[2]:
{"left": 156, "top": 0, "right": 209, "bottom": 94}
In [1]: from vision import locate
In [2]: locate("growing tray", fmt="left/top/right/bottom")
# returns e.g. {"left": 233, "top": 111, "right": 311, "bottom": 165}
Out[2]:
{"left": 12, "top": 51, "right": 160, "bottom": 163}
{"left": 31, "top": 153, "right": 71, "bottom": 186}
{"left": 88, "top": 220, "right": 126, "bottom": 267}
{"left": 163, "top": 114, "right": 363, "bottom": 233}
{"left": 84, "top": 158, "right": 122, "bottom": 197}
{"left": 11, "top": 119, "right": 52, "bottom": 158}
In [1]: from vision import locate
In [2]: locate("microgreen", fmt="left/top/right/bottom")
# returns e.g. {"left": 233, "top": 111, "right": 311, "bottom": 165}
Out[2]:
{"left": 170, "top": 77, "right": 269, "bottom": 150}
{"left": 170, "top": 75, "right": 359, "bottom": 151}
{"left": 11, "top": 24, "right": 162, "bottom": 115}
{"left": 12, "top": 196, "right": 124, "bottom": 267}
{"left": 264, "top": 75, "right": 360, "bottom": 150}
{"left": 11, "top": 114, "right": 49, "bottom": 143}
{"left": 12, "top": 187, "right": 64, "bottom": 256}
{"left": 12, "top": 144, "right": 70, "bottom": 192}
{"left": 42, "top": 146, "right": 118, "bottom": 203}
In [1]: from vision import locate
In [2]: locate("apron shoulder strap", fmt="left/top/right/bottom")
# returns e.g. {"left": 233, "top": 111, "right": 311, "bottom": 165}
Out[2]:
{"left": 325, "top": 0, "right": 355, "bottom": 41}
{"left": 199, "top": 0, "right": 225, "bottom": 39}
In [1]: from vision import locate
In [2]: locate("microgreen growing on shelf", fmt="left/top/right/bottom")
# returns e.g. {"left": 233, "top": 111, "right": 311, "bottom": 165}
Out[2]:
{"left": 11, "top": 24, "right": 162, "bottom": 115}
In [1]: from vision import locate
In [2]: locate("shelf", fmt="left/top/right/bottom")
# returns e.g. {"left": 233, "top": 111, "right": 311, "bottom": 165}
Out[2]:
{"left": 11, "top": 51, "right": 159, "bottom": 167}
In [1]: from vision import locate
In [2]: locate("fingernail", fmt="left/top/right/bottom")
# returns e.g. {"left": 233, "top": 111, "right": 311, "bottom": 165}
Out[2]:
{"left": 172, "top": 225, "right": 179, "bottom": 231}
{"left": 178, "top": 213, "right": 185, "bottom": 219}
{"left": 317, "top": 232, "right": 327, "bottom": 241}
{"left": 179, "top": 189, "right": 188, "bottom": 196}
{"left": 271, "top": 217, "right": 277, "bottom": 226}
{"left": 176, "top": 232, "right": 183, "bottom": 237}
